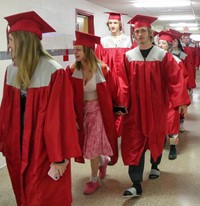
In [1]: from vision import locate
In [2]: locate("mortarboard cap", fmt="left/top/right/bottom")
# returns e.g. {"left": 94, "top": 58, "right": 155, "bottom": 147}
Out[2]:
{"left": 153, "top": 30, "right": 159, "bottom": 36}
{"left": 4, "top": 11, "right": 55, "bottom": 40}
{"left": 168, "top": 29, "right": 182, "bottom": 39}
{"left": 104, "top": 12, "right": 126, "bottom": 21}
{"left": 74, "top": 31, "right": 100, "bottom": 50}
{"left": 182, "top": 32, "right": 192, "bottom": 37}
{"left": 128, "top": 14, "right": 157, "bottom": 29}
{"left": 158, "top": 31, "right": 177, "bottom": 43}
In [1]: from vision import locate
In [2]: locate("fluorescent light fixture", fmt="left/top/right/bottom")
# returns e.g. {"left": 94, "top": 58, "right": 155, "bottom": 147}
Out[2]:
{"left": 174, "top": 27, "right": 183, "bottom": 30}
{"left": 159, "top": 15, "right": 195, "bottom": 21}
{"left": 191, "top": 34, "right": 200, "bottom": 41}
{"left": 174, "top": 27, "right": 199, "bottom": 31}
{"left": 189, "top": 27, "right": 199, "bottom": 31}
{"left": 170, "top": 23, "right": 198, "bottom": 27}
{"left": 133, "top": 1, "right": 190, "bottom": 8}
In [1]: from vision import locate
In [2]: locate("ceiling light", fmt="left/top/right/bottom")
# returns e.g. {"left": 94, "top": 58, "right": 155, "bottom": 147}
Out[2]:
{"left": 170, "top": 23, "right": 198, "bottom": 27}
{"left": 189, "top": 27, "right": 199, "bottom": 31}
{"left": 191, "top": 34, "right": 200, "bottom": 41}
{"left": 159, "top": 15, "right": 195, "bottom": 21}
{"left": 174, "top": 27, "right": 184, "bottom": 31}
{"left": 133, "top": 1, "right": 190, "bottom": 8}
{"left": 174, "top": 27, "right": 199, "bottom": 31}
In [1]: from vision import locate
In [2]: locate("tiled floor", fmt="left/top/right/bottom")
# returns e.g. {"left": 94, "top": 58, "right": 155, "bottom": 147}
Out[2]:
{"left": 0, "top": 71, "right": 200, "bottom": 206}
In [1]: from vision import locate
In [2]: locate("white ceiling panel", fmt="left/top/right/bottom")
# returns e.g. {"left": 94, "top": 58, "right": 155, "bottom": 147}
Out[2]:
{"left": 87, "top": 0, "right": 200, "bottom": 34}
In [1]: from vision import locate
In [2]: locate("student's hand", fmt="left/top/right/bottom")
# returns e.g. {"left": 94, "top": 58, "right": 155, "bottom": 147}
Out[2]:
{"left": 179, "top": 105, "right": 188, "bottom": 118}
{"left": 115, "top": 111, "right": 127, "bottom": 116}
{"left": 114, "top": 107, "right": 128, "bottom": 115}
{"left": 51, "top": 160, "right": 69, "bottom": 177}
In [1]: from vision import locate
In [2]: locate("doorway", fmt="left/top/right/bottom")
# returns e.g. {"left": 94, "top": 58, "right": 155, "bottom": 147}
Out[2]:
{"left": 75, "top": 9, "right": 94, "bottom": 34}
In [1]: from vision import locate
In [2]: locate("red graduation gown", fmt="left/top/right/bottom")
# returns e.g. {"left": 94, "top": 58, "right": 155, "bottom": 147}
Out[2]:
{"left": 95, "top": 35, "right": 131, "bottom": 137}
{"left": 183, "top": 45, "right": 198, "bottom": 88}
{"left": 167, "top": 55, "right": 190, "bottom": 134}
{"left": 95, "top": 34, "right": 131, "bottom": 163}
{"left": 0, "top": 57, "right": 81, "bottom": 206}
{"left": 67, "top": 63, "right": 118, "bottom": 165}
{"left": 122, "top": 46, "right": 191, "bottom": 166}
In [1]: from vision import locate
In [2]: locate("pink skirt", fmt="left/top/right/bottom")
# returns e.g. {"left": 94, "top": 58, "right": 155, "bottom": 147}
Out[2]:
{"left": 83, "top": 100, "right": 113, "bottom": 159}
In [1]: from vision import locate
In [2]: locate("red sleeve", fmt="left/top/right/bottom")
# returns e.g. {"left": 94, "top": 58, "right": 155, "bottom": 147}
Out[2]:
{"left": 101, "top": 64, "right": 118, "bottom": 105}
{"left": 122, "top": 53, "right": 131, "bottom": 108}
{"left": 196, "top": 47, "right": 200, "bottom": 67}
{"left": 44, "top": 69, "right": 81, "bottom": 162}
{"left": 183, "top": 56, "right": 196, "bottom": 89}
{"left": 0, "top": 70, "right": 8, "bottom": 153}
{"left": 179, "top": 61, "right": 189, "bottom": 90}
{"left": 162, "top": 53, "right": 191, "bottom": 108}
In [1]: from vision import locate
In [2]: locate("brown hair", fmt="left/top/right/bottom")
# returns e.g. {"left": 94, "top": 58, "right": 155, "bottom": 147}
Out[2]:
{"left": 75, "top": 46, "right": 101, "bottom": 73}
{"left": 12, "top": 31, "right": 52, "bottom": 89}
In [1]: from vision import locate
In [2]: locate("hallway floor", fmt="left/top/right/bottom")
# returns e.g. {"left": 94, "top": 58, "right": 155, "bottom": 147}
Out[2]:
{"left": 1, "top": 71, "right": 200, "bottom": 206}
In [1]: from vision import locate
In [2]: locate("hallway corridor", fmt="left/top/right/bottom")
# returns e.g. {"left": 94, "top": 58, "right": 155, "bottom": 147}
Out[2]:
{"left": 0, "top": 71, "right": 200, "bottom": 206}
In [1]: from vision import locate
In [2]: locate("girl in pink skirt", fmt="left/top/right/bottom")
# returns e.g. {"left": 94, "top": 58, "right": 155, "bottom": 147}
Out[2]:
{"left": 67, "top": 31, "right": 128, "bottom": 195}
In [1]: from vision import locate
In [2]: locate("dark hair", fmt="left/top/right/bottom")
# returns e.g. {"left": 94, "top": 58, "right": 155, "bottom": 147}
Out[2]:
{"left": 177, "top": 39, "right": 184, "bottom": 52}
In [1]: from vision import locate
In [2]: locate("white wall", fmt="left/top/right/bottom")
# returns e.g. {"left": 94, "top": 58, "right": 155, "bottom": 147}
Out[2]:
{"left": 0, "top": 0, "right": 131, "bottom": 168}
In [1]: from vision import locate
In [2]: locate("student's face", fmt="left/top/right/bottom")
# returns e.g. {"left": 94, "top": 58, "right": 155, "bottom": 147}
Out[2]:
{"left": 73, "top": 45, "right": 85, "bottom": 62}
{"left": 182, "top": 36, "right": 190, "bottom": 45}
{"left": 172, "top": 39, "right": 178, "bottom": 49}
{"left": 8, "top": 33, "right": 15, "bottom": 59}
{"left": 108, "top": 20, "right": 120, "bottom": 33}
{"left": 158, "top": 39, "right": 169, "bottom": 51}
{"left": 134, "top": 27, "right": 151, "bottom": 45}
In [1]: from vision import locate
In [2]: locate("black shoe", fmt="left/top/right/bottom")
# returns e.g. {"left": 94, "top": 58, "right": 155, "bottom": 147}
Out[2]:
{"left": 149, "top": 168, "right": 160, "bottom": 179}
{"left": 123, "top": 184, "right": 142, "bottom": 197}
{"left": 169, "top": 145, "right": 177, "bottom": 160}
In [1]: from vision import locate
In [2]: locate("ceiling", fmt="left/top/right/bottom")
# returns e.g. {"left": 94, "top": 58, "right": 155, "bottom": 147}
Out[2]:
{"left": 87, "top": 0, "right": 200, "bottom": 38}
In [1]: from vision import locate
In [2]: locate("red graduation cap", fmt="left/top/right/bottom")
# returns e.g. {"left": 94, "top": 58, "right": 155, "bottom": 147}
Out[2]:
{"left": 104, "top": 12, "right": 126, "bottom": 21}
{"left": 74, "top": 31, "right": 100, "bottom": 50}
{"left": 182, "top": 32, "right": 192, "bottom": 37}
{"left": 168, "top": 29, "right": 182, "bottom": 39}
{"left": 153, "top": 30, "right": 159, "bottom": 36}
{"left": 128, "top": 14, "right": 157, "bottom": 29}
{"left": 4, "top": 11, "right": 55, "bottom": 40}
{"left": 158, "top": 31, "right": 177, "bottom": 43}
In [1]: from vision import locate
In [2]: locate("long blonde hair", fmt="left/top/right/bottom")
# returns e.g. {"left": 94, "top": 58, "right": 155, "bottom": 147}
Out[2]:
{"left": 75, "top": 46, "right": 100, "bottom": 73}
{"left": 12, "top": 31, "right": 52, "bottom": 89}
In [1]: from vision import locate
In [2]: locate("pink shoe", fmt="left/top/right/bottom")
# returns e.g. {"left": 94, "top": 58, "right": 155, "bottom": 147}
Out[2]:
{"left": 83, "top": 181, "right": 100, "bottom": 195}
{"left": 99, "top": 156, "right": 110, "bottom": 179}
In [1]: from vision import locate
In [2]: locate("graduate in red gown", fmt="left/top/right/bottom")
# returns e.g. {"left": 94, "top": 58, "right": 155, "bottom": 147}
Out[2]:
{"left": 169, "top": 28, "right": 191, "bottom": 132}
{"left": 0, "top": 11, "right": 81, "bottom": 206}
{"left": 66, "top": 31, "right": 123, "bottom": 194}
{"left": 121, "top": 15, "right": 190, "bottom": 197}
{"left": 67, "top": 31, "right": 126, "bottom": 195}
{"left": 158, "top": 30, "right": 190, "bottom": 160}
{"left": 95, "top": 12, "right": 131, "bottom": 165}
{"left": 181, "top": 33, "right": 199, "bottom": 91}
